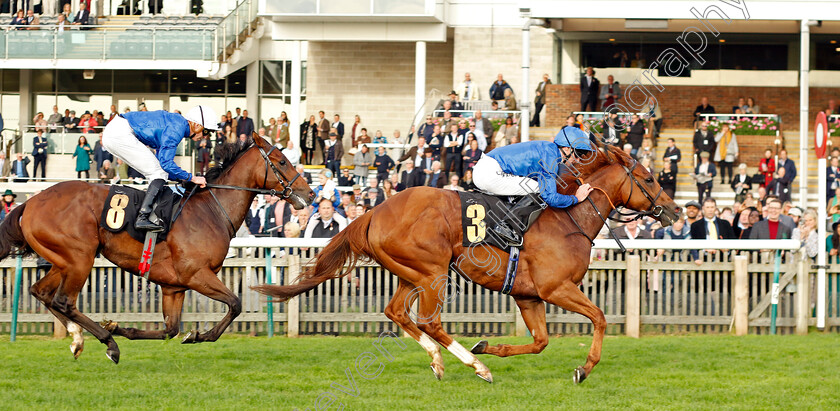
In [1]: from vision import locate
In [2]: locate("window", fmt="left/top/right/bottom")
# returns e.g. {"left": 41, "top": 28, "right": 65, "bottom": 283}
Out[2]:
{"left": 258, "top": 60, "right": 307, "bottom": 125}
{"left": 581, "top": 40, "right": 790, "bottom": 71}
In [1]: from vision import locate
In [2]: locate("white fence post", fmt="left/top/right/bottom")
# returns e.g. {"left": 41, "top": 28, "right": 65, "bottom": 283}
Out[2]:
{"left": 514, "top": 304, "right": 528, "bottom": 336}
{"left": 795, "top": 259, "right": 809, "bottom": 335}
{"left": 733, "top": 255, "right": 749, "bottom": 336}
{"left": 625, "top": 255, "right": 640, "bottom": 338}
{"left": 286, "top": 254, "right": 300, "bottom": 337}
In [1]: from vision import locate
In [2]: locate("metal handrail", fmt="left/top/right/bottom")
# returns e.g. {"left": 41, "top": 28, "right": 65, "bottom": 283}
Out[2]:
{"left": 573, "top": 111, "right": 647, "bottom": 117}
{"left": 215, "top": 0, "right": 255, "bottom": 63}
{"left": 700, "top": 113, "right": 781, "bottom": 121}
{"left": 0, "top": 24, "right": 218, "bottom": 29}
{"left": 431, "top": 109, "right": 521, "bottom": 116}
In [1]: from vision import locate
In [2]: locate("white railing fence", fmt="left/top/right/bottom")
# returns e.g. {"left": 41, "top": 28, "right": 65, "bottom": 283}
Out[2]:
{"left": 1, "top": 239, "right": 837, "bottom": 338}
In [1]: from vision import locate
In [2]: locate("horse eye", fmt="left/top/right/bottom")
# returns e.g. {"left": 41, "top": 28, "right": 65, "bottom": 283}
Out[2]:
{"left": 279, "top": 160, "right": 286, "bottom": 166}
{"left": 645, "top": 177, "right": 654, "bottom": 184}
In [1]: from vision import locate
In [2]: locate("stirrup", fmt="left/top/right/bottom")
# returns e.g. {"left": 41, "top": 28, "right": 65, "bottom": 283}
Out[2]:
{"left": 135, "top": 215, "right": 163, "bottom": 232}
{"left": 492, "top": 223, "right": 522, "bottom": 247}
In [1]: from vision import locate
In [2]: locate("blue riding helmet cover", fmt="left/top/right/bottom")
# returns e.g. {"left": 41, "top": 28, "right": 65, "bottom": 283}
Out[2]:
{"left": 553, "top": 127, "right": 593, "bottom": 151}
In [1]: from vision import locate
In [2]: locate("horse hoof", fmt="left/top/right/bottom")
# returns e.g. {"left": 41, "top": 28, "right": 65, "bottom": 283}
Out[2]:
{"left": 70, "top": 342, "right": 84, "bottom": 359}
{"left": 573, "top": 366, "right": 587, "bottom": 384}
{"left": 181, "top": 331, "right": 198, "bottom": 344}
{"left": 476, "top": 370, "right": 493, "bottom": 383}
{"left": 105, "top": 348, "right": 120, "bottom": 364}
{"left": 430, "top": 363, "right": 444, "bottom": 380}
{"left": 470, "top": 340, "right": 488, "bottom": 354}
{"left": 100, "top": 320, "right": 118, "bottom": 332}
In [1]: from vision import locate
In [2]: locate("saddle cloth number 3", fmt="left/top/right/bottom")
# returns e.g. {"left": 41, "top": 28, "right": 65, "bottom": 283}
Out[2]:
{"left": 106, "top": 194, "right": 131, "bottom": 230}
{"left": 466, "top": 204, "right": 486, "bottom": 243}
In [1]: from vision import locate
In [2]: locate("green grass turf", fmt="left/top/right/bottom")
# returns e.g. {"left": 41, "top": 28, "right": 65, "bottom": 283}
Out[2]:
{"left": 0, "top": 333, "right": 838, "bottom": 410}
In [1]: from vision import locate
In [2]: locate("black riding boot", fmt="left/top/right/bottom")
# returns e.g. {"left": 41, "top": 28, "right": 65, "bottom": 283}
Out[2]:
{"left": 490, "top": 194, "right": 543, "bottom": 246}
{"left": 135, "top": 178, "right": 166, "bottom": 232}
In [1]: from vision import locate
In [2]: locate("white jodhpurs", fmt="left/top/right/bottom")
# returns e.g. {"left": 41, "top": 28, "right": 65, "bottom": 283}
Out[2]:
{"left": 101, "top": 116, "right": 169, "bottom": 181}
{"left": 472, "top": 155, "right": 540, "bottom": 196}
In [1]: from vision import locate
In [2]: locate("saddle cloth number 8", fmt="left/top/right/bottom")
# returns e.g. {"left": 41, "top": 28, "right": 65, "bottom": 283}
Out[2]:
{"left": 106, "top": 194, "right": 131, "bottom": 230}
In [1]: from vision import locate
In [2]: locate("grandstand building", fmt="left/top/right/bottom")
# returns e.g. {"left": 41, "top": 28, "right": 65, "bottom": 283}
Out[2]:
{"left": 0, "top": 0, "right": 838, "bottom": 206}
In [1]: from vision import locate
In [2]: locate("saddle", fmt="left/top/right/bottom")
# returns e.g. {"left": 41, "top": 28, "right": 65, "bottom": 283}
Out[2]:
{"left": 457, "top": 191, "right": 546, "bottom": 295}
{"left": 99, "top": 185, "right": 181, "bottom": 244}
{"left": 457, "top": 191, "right": 545, "bottom": 250}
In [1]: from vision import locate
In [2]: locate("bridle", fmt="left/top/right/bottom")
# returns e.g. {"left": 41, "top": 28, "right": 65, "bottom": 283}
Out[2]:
{"left": 565, "top": 154, "right": 667, "bottom": 253}
{"left": 608, "top": 158, "right": 666, "bottom": 222}
{"left": 204, "top": 143, "right": 302, "bottom": 199}
{"left": 173, "top": 142, "right": 305, "bottom": 237}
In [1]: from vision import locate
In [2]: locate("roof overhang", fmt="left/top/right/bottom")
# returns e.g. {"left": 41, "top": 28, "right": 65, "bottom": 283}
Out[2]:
{"left": 269, "top": 21, "right": 447, "bottom": 42}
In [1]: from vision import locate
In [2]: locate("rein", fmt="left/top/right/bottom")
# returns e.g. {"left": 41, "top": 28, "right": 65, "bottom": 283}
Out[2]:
{"left": 171, "top": 142, "right": 303, "bottom": 239}
{"left": 565, "top": 155, "right": 665, "bottom": 253}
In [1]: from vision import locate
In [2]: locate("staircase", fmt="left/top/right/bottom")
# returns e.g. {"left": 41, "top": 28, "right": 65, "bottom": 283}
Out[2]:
{"left": 99, "top": 15, "right": 141, "bottom": 30}
{"left": 529, "top": 127, "right": 822, "bottom": 209}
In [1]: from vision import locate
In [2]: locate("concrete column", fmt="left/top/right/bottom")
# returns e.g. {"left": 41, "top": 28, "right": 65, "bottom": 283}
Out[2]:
{"left": 799, "top": 20, "right": 810, "bottom": 209}
{"left": 415, "top": 41, "right": 427, "bottom": 119}
{"left": 625, "top": 255, "right": 640, "bottom": 338}
{"left": 733, "top": 255, "right": 749, "bottom": 336}
{"left": 560, "top": 39, "right": 581, "bottom": 85}
{"left": 246, "top": 61, "right": 260, "bottom": 129}
{"left": 19, "top": 69, "right": 31, "bottom": 136}
{"left": 290, "top": 41, "right": 303, "bottom": 150}
{"left": 521, "top": 23, "right": 530, "bottom": 142}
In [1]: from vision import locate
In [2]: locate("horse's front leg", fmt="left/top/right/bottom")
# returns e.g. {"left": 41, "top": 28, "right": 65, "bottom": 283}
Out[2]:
{"left": 545, "top": 281, "right": 606, "bottom": 384}
{"left": 103, "top": 286, "right": 185, "bottom": 340}
{"left": 181, "top": 268, "right": 242, "bottom": 344}
{"left": 471, "top": 297, "right": 549, "bottom": 357}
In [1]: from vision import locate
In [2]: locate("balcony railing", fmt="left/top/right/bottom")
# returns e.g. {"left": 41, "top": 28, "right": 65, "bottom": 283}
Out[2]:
{"left": 20, "top": 126, "right": 190, "bottom": 156}
{"left": 215, "top": 0, "right": 257, "bottom": 63}
{"left": 263, "top": 0, "right": 432, "bottom": 15}
{"left": 0, "top": 25, "right": 216, "bottom": 61}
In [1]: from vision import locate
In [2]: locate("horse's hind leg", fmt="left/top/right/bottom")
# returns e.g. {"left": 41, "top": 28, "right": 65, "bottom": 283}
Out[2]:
{"left": 471, "top": 297, "right": 549, "bottom": 357}
{"left": 181, "top": 268, "right": 241, "bottom": 343}
{"left": 545, "top": 281, "right": 606, "bottom": 384}
{"left": 104, "top": 286, "right": 185, "bottom": 340}
{"left": 413, "top": 280, "right": 493, "bottom": 383}
{"left": 383, "top": 279, "right": 445, "bottom": 380}
{"left": 30, "top": 267, "right": 87, "bottom": 359}
{"left": 46, "top": 254, "right": 122, "bottom": 364}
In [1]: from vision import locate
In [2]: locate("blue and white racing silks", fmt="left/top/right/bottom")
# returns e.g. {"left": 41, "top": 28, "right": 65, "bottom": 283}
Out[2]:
{"left": 122, "top": 110, "right": 193, "bottom": 181}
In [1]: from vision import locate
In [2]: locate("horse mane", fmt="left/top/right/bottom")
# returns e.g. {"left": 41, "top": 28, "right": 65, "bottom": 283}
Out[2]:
{"left": 204, "top": 138, "right": 254, "bottom": 183}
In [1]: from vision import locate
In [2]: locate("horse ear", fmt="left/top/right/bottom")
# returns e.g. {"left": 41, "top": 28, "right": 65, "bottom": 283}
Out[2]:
{"left": 251, "top": 131, "right": 268, "bottom": 149}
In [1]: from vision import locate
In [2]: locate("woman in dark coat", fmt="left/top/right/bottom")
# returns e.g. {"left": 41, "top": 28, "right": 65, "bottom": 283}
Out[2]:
{"left": 301, "top": 115, "right": 317, "bottom": 165}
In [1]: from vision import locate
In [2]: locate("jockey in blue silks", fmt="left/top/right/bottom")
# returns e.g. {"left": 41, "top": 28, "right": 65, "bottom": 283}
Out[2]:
{"left": 102, "top": 105, "right": 219, "bottom": 231}
{"left": 472, "top": 127, "right": 595, "bottom": 243}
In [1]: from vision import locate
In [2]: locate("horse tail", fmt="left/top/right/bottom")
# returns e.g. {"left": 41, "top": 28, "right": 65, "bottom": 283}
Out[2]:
{"left": 0, "top": 203, "right": 33, "bottom": 261}
{"left": 251, "top": 210, "right": 376, "bottom": 302}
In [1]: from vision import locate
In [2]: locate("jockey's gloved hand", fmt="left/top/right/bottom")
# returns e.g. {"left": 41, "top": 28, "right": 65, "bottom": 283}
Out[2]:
{"left": 180, "top": 179, "right": 198, "bottom": 191}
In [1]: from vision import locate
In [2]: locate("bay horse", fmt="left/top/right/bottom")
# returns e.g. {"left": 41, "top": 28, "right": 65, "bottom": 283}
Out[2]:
{"left": 254, "top": 143, "right": 680, "bottom": 384}
{"left": 0, "top": 134, "right": 314, "bottom": 363}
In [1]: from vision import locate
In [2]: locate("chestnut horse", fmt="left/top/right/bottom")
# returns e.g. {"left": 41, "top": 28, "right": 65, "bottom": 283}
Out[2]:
{"left": 0, "top": 134, "right": 314, "bottom": 363}
{"left": 254, "top": 144, "right": 680, "bottom": 384}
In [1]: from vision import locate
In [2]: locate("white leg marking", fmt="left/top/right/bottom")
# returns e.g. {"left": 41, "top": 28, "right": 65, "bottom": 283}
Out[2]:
{"left": 446, "top": 340, "right": 478, "bottom": 365}
{"left": 417, "top": 333, "right": 439, "bottom": 354}
{"left": 67, "top": 322, "right": 83, "bottom": 344}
